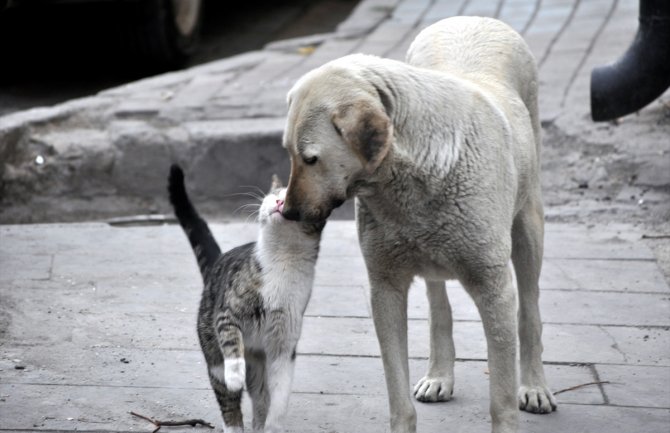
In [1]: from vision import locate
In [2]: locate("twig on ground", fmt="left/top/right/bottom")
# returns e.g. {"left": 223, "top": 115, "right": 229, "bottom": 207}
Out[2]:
{"left": 553, "top": 381, "right": 610, "bottom": 395}
{"left": 130, "top": 411, "right": 215, "bottom": 433}
{"left": 642, "top": 234, "right": 670, "bottom": 239}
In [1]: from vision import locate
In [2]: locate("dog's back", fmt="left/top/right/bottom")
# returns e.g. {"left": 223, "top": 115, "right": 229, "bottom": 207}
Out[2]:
{"left": 407, "top": 16, "right": 540, "bottom": 150}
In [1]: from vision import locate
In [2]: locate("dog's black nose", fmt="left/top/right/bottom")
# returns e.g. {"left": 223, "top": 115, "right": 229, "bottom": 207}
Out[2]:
{"left": 282, "top": 206, "right": 301, "bottom": 221}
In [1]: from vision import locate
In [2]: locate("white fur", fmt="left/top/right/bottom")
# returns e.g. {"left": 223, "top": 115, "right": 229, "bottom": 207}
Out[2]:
{"left": 222, "top": 420, "right": 243, "bottom": 433}
{"left": 209, "top": 363, "right": 227, "bottom": 383}
{"left": 224, "top": 357, "right": 246, "bottom": 392}
{"left": 221, "top": 186, "right": 320, "bottom": 432}
{"left": 283, "top": 16, "right": 556, "bottom": 433}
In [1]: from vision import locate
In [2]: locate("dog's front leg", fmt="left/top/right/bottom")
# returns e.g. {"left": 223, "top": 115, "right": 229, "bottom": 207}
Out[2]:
{"left": 466, "top": 268, "right": 519, "bottom": 433}
{"left": 370, "top": 275, "right": 416, "bottom": 433}
{"left": 414, "top": 279, "right": 455, "bottom": 402}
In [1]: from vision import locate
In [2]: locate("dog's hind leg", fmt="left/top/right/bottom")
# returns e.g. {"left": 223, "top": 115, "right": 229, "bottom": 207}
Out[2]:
{"left": 370, "top": 273, "right": 416, "bottom": 433}
{"left": 414, "top": 279, "right": 455, "bottom": 402}
{"left": 512, "top": 195, "right": 557, "bottom": 414}
{"left": 465, "top": 267, "right": 519, "bottom": 433}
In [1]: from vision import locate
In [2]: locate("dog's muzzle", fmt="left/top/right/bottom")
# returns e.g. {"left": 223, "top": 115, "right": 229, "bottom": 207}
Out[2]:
{"left": 281, "top": 206, "right": 301, "bottom": 221}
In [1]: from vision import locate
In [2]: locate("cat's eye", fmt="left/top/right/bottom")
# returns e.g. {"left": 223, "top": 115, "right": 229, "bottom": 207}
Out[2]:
{"left": 303, "top": 156, "right": 318, "bottom": 165}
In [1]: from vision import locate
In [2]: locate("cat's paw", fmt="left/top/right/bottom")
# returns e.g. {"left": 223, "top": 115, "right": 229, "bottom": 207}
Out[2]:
{"left": 518, "top": 385, "right": 557, "bottom": 414}
{"left": 413, "top": 375, "right": 454, "bottom": 402}
{"left": 223, "top": 424, "right": 244, "bottom": 433}
{"left": 224, "top": 357, "right": 246, "bottom": 392}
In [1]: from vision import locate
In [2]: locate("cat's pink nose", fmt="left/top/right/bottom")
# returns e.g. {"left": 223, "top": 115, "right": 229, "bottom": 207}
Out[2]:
{"left": 276, "top": 199, "right": 284, "bottom": 211}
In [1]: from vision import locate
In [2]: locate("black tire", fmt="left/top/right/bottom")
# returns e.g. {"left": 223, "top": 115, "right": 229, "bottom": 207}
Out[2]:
{"left": 123, "top": 0, "right": 202, "bottom": 72}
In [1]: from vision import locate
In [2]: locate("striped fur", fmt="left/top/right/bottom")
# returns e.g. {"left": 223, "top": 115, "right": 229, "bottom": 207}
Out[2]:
{"left": 168, "top": 165, "right": 324, "bottom": 432}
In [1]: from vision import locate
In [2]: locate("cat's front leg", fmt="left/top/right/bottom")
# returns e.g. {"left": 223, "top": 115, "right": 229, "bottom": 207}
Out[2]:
{"left": 246, "top": 350, "right": 269, "bottom": 432}
{"left": 263, "top": 349, "right": 296, "bottom": 433}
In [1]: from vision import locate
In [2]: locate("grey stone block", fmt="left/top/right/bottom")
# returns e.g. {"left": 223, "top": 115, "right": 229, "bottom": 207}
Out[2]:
{"left": 292, "top": 356, "right": 604, "bottom": 405}
{"left": 544, "top": 224, "right": 656, "bottom": 260}
{"left": 423, "top": 0, "right": 465, "bottom": 22}
{"left": 406, "top": 282, "right": 670, "bottom": 327}
{"left": 299, "top": 315, "right": 670, "bottom": 365}
{"left": 180, "top": 118, "right": 289, "bottom": 202}
{"left": 541, "top": 258, "right": 669, "bottom": 292}
{"left": 306, "top": 284, "right": 371, "bottom": 318}
{"left": 336, "top": 0, "right": 400, "bottom": 38}
{"left": 0, "top": 254, "right": 51, "bottom": 281}
{"left": 462, "top": 0, "right": 499, "bottom": 17}
{"left": 108, "top": 121, "right": 185, "bottom": 197}
{"left": 392, "top": 0, "right": 430, "bottom": 24}
{"left": 595, "top": 364, "right": 670, "bottom": 408}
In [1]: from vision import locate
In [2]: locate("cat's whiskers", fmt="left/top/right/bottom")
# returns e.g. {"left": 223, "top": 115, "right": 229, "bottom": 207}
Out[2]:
{"left": 239, "top": 185, "right": 268, "bottom": 198}
{"left": 226, "top": 191, "right": 265, "bottom": 203}
{"left": 233, "top": 203, "right": 261, "bottom": 221}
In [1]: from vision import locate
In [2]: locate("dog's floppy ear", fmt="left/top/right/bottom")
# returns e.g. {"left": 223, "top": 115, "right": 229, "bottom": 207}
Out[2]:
{"left": 332, "top": 101, "right": 393, "bottom": 174}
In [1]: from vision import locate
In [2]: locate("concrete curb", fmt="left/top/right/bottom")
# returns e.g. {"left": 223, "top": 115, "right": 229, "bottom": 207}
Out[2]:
{"left": 0, "top": 0, "right": 400, "bottom": 223}
{"left": 1, "top": 0, "right": 668, "bottom": 225}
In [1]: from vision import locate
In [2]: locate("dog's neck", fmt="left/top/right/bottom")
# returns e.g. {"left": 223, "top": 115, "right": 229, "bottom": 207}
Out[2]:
{"left": 350, "top": 58, "right": 495, "bottom": 222}
{"left": 361, "top": 59, "right": 485, "bottom": 178}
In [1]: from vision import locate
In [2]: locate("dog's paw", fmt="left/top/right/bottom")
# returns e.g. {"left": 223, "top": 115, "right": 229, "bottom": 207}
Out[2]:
{"left": 224, "top": 357, "right": 246, "bottom": 392}
{"left": 413, "top": 375, "right": 454, "bottom": 402}
{"left": 518, "top": 385, "right": 557, "bottom": 414}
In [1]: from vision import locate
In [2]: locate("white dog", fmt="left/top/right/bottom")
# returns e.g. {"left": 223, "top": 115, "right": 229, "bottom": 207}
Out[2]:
{"left": 281, "top": 16, "right": 556, "bottom": 433}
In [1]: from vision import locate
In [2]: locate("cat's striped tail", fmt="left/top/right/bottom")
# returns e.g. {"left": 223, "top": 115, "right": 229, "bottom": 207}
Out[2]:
{"left": 168, "top": 164, "right": 221, "bottom": 278}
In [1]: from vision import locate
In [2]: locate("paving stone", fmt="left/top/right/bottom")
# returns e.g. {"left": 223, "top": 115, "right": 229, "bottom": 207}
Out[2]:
{"left": 297, "top": 37, "right": 362, "bottom": 73}
{"left": 0, "top": 346, "right": 601, "bottom": 408}
{"left": 595, "top": 364, "right": 670, "bottom": 408}
{"left": 422, "top": 0, "right": 464, "bottom": 23}
{"left": 392, "top": 0, "right": 430, "bottom": 24}
{"left": 1, "top": 382, "right": 667, "bottom": 433}
{"left": 1, "top": 2, "right": 669, "bottom": 432}
{"left": 544, "top": 258, "right": 668, "bottom": 292}
{"left": 0, "top": 382, "right": 218, "bottom": 432}
{"left": 0, "top": 254, "right": 51, "bottom": 281}
{"left": 406, "top": 283, "right": 670, "bottom": 326}
{"left": 498, "top": 3, "right": 535, "bottom": 33}
{"left": 543, "top": 224, "right": 656, "bottom": 260}
{"left": 292, "top": 356, "right": 604, "bottom": 406}
{"left": 0, "top": 345, "right": 208, "bottom": 390}
{"left": 462, "top": 0, "right": 500, "bottom": 17}
{"left": 166, "top": 73, "right": 232, "bottom": 108}
{"left": 336, "top": 0, "right": 400, "bottom": 38}
{"left": 306, "top": 284, "right": 371, "bottom": 318}
{"left": 552, "top": 17, "right": 607, "bottom": 52}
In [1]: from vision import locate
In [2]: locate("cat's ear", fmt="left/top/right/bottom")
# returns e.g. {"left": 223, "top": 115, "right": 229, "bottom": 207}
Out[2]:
{"left": 271, "top": 174, "right": 283, "bottom": 190}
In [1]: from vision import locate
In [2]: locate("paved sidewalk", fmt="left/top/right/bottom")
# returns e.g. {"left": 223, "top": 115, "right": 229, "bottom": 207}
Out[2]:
{"left": 1, "top": 221, "right": 669, "bottom": 432}
{"left": 0, "top": 0, "right": 668, "bottom": 223}
{"left": 1, "top": 0, "right": 670, "bottom": 432}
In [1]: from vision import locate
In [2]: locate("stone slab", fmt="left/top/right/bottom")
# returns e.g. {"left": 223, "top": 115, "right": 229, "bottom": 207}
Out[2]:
{"left": 0, "top": 254, "right": 51, "bottom": 281}
{"left": 596, "top": 364, "right": 670, "bottom": 409}
{"left": 406, "top": 283, "right": 670, "bottom": 326}
{"left": 1, "top": 382, "right": 667, "bottom": 433}
{"left": 298, "top": 316, "right": 670, "bottom": 366}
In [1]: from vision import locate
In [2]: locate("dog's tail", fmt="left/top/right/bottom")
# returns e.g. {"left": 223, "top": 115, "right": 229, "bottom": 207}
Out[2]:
{"left": 168, "top": 164, "right": 221, "bottom": 278}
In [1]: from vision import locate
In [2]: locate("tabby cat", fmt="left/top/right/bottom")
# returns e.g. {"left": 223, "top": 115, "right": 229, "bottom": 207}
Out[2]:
{"left": 168, "top": 165, "right": 325, "bottom": 433}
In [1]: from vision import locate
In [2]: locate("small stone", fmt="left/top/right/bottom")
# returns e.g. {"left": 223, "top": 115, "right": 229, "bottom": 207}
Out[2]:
{"left": 14, "top": 365, "right": 25, "bottom": 370}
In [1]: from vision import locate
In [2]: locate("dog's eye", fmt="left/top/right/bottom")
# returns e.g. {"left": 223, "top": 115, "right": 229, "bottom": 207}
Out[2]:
{"left": 303, "top": 156, "right": 318, "bottom": 165}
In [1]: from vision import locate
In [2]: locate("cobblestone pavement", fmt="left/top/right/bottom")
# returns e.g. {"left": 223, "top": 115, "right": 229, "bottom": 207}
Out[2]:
{"left": 1, "top": 0, "right": 669, "bottom": 432}
{"left": 1, "top": 221, "right": 668, "bottom": 432}
{"left": 0, "top": 0, "right": 668, "bottom": 225}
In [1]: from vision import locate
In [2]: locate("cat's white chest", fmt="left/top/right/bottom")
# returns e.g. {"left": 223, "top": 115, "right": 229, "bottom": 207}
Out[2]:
{"left": 261, "top": 267, "right": 313, "bottom": 312}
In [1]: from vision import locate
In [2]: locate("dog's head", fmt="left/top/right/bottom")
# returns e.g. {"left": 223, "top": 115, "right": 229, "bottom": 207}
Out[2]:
{"left": 281, "top": 57, "right": 394, "bottom": 222}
